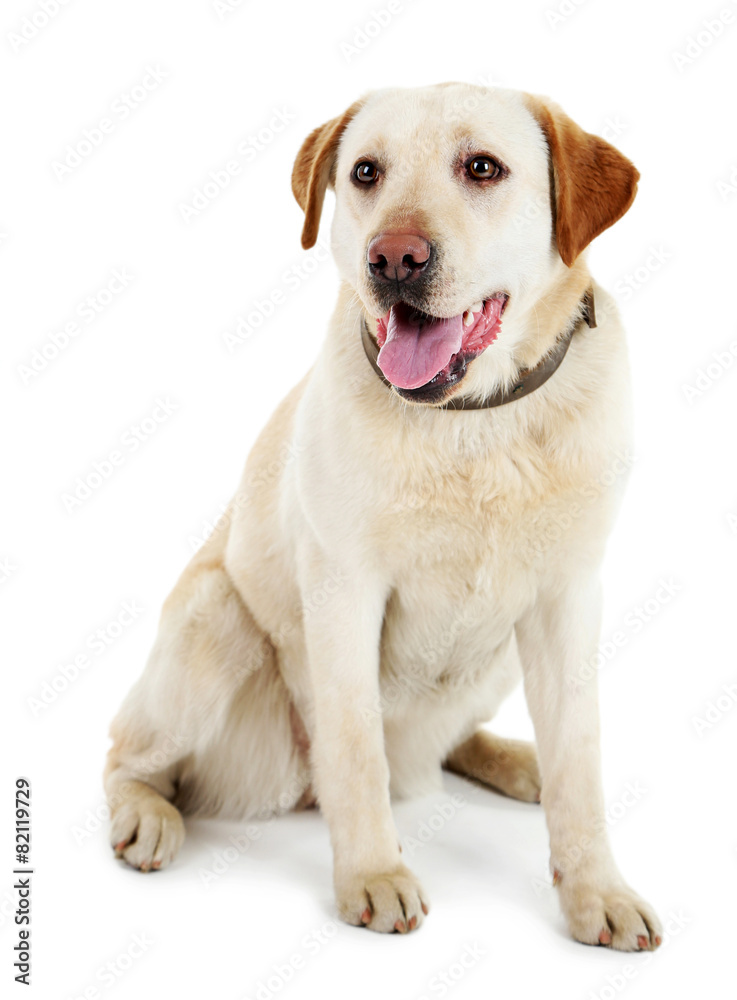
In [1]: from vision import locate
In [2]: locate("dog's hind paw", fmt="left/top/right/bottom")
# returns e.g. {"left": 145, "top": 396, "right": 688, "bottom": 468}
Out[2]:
{"left": 110, "top": 789, "right": 184, "bottom": 873}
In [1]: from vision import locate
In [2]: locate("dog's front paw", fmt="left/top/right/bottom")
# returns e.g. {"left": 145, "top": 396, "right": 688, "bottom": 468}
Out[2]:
{"left": 557, "top": 875, "right": 662, "bottom": 951}
{"left": 336, "top": 864, "right": 429, "bottom": 933}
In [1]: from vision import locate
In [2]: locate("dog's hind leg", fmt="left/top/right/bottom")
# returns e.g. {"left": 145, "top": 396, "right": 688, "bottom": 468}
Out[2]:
{"left": 103, "top": 517, "right": 305, "bottom": 871}
{"left": 443, "top": 730, "right": 541, "bottom": 803}
{"left": 104, "top": 685, "right": 193, "bottom": 871}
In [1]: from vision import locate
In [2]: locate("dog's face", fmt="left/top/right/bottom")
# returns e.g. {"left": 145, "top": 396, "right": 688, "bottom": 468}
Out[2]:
{"left": 292, "top": 84, "right": 638, "bottom": 405}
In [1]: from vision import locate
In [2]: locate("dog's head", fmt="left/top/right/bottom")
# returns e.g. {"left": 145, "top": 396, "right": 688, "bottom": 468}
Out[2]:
{"left": 292, "top": 84, "right": 639, "bottom": 406}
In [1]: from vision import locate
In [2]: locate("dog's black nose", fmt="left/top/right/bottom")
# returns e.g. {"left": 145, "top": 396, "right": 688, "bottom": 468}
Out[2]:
{"left": 367, "top": 232, "right": 431, "bottom": 283}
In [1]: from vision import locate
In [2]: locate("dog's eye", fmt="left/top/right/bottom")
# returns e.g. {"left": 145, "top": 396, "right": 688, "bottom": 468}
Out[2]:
{"left": 354, "top": 161, "right": 379, "bottom": 184}
{"left": 467, "top": 156, "right": 502, "bottom": 181}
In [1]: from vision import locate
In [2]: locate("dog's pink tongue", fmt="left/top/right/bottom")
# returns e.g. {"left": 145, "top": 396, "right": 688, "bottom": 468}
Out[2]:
{"left": 377, "top": 307, "right": 463, "bottom": 390}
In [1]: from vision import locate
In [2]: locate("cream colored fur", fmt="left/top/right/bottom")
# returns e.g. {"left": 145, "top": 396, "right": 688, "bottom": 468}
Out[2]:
{"left": 104, "top": 84, "right": 661, "bottom": 950}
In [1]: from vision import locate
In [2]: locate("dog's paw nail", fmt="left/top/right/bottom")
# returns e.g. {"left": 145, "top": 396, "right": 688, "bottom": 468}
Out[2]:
{"left": 408, "top": 916, "right": 417, "bottom": 930}
{"left": 152, "top": 861, "right": 161, "bottom": 869}
{"left": 655, "top": 936, "right": 662, "bottom": 947}
{"left": 552, "top": 868, "right": 561, "bottom": 886}
{"left": 421, "top": 901, "right": 429, "bottom": 915}
{"left": 598, "top": 929, "right": 612, "bottom": 945}
{"left": 394, "top": 920, "right": 406, "bottom": 933}
{"left": 114, "top": 841, "right": 128, "bottom": 852}
{"left": 360, "top": 908, "right": 371, "bottom": 924}
{"left": 637, "top": 935, "right": 648, "bottom": 950}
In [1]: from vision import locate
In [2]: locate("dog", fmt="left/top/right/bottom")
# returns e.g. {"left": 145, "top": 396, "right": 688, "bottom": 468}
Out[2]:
{"left": 104, "top": 83, "right": 661, "bottom": 951}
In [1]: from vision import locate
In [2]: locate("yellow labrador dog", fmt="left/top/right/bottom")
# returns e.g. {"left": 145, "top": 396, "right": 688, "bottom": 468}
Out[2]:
{"left": 105, "top": 83, "right": 661, "bottom": 951}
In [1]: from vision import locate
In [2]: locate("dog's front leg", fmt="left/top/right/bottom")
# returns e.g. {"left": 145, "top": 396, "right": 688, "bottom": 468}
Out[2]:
{"left": 300, "top": 558, "right": 429, "bottom": 934}
{"left": 516, "top": 575, "right": 661, "bottom": 951}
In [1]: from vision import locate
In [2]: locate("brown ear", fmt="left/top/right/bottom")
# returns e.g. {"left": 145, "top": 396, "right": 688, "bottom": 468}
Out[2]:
{"left": 291, "top": 100, "right": 364, "bottom": 250}
{"left": 524, "top": 95, "right": 640, "bottom": 267}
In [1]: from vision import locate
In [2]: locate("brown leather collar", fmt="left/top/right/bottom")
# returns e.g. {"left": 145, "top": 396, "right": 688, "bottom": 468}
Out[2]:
{"left": 360, "top": 287, "right": 596, "bottom": 410}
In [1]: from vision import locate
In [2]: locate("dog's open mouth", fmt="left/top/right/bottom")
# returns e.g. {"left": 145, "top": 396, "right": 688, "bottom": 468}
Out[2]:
{"left": 375, "top": 294, "right": 508, "bottom": 401}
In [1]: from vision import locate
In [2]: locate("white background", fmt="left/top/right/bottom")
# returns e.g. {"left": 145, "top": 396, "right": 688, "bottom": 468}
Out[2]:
{"left": 2, "top": 0, "right": 735, "bottom": 997}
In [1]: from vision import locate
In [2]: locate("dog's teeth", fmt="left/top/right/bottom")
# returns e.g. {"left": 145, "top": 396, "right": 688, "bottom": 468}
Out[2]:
{"left": 463, "top": 310, "right": 475, "bottom": 327}
{"left": 470, "top": 301, "right": 483, "bottom": 314}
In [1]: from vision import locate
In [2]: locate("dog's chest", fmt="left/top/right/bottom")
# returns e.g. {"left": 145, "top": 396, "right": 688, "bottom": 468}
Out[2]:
{"left": 379, "top": 558, "right": 523, "bottom": 701}
{"left": 373, "top": 456, "right": 554, "bottom": 690}
{"left": 372, "top": 440, "right": 571, "bottom": 575}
